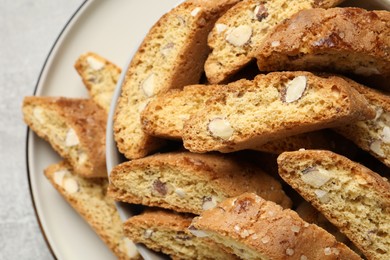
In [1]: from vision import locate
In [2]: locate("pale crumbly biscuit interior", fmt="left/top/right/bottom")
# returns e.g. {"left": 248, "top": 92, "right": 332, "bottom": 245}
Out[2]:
{"left": 44, "top": 161, "right": 140, "bottom": 260}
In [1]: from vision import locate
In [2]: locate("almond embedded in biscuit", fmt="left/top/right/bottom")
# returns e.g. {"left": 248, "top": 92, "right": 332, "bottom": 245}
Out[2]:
{"left": 284, "top": 76, "right": 307, "bottom": 103}
{"left": 65, "top": 128, "right": 80, "bottom": 147}
{"left": 225, "top": 25, "right": 252, "bottom": 47}
{"left": 63, "top": 178, "right": 79, "bottom": 194}
{"left": 208, "top": 117, "right": 234, "bottom": 139}
{"left": 141, "top": 73, "right": 156, "bottom": 97}
{"left": 86, "top": 56, "right": 105, "bottom": 71}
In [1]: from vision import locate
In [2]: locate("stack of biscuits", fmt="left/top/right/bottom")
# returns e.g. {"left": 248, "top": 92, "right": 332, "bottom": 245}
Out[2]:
{"left": 23, "top": 53, "right": 140, "bottom": 259}
{"left": 23, "top": 0, "right": 390, "bottom": 259}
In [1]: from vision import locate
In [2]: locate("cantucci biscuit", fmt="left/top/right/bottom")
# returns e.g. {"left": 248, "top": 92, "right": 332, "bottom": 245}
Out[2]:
{"left": 335, "top": 79, "right": 390, "bottom": 167}
{"left": 108, "top": 151, "right": 291, "bottom": 215}
{"left": 205, "top": 0, "right": 344, "bottom": 84}
{"left": 113, "top": 0, "right": 240, "bottom": 159}
{"left": 181, "top": 71, "right": 375, "bottom": 153}
{"left": 44, "top": 161, "right": 140, "bottom": 260}
{"left": 23, "top": 96, "right": 106, "bottom": 178}
{"left": 142, "top": 82, "right": 358, "bottom": 154}
{"left": 256, "top": 8, "right": 390, "bottom": 80}
{"left": 278, "top": 149, "right": 390, "bottom": 260}
{"left": 74, "top": 52, "right": 121, "bottom": 113}
{"left": 124, "top": 210, "right": 238, "bottom": 260}
{"left": 190, "top": 193, "right": 361, "bottom": 259}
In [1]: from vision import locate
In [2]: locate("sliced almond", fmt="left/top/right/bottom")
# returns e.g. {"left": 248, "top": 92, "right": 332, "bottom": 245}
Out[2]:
{"left": 141, "top": 73, "right": 155, "bottom": 97}
{"left": 202, "top": 196, "right": 218, "bottom": 210}
{"left": 225, "top": 25, "right": 252, "bottom": 47}
{"left": 65, "top": 128, "right": 80, "bottom": 147}
{"left": 208, "top": 117, "right": 234, "bottom": 139}
{"left": 33, "top": 107, "right": 46, "bottom": 124}
{"left": 144, "top": 229, "right": 153, "bottom": 238}
{"left": 314, "top": 189, "right": 330, "bottom": 203}
{"left": 301, "top": 167, "right": 332, "bottom": 188}
{"left": 271, "top": 41, "right": 280, "bottom": 47}
{"left": 63, "top": 178, "right": 79, "bottom": 194}
{"left": 86, "top": 56, "right": 105, "bottom": 71}
{"left": 123, "top": 237, "right": 138, "bottom": 258}
{"left": 53, "top": 169, "right": 69, "bottom": 186}
{"left": 175, "top": 188, "right": 186, "bottom": 198}
{"left": 188, "top": 225, "right": 208, "bottom": 238}
{"left": 382, "top": 126, "right": 390, "bottom": 144}
{"left": 370, "top": 140, "right": 385, "bottom": 157}
{"left": 284, "top": 76, "right": 307, "bottom": 103}
{"left": 190, "top": 7, "right": 201, "bottom": 17}
{"left": 78, "top": 151, "right": 88, "bottom": 165}
{"left": 215, "top": 23, "right": 228, "bottom": 34}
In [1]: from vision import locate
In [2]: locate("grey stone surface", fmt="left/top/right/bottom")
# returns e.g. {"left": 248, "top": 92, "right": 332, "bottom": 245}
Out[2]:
{"left": 0, "top": 0, "right": 84, "bottom": 259}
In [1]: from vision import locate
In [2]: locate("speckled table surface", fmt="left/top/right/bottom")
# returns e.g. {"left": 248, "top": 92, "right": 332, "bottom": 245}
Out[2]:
{"left": 0, "top": 1, "right": 84, "bottom": 259}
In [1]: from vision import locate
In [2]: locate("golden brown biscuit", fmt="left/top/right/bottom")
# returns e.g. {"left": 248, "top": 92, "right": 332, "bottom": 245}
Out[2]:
{"left": 181, "top": 71, "right": 374, "bottom": 153}
{"left": 113, "top": 0, "right": 240, "bottom": 159}
{"left": 124, "top": 210, "right": 238, "bottom": 260}
{"left": 278, "top": 149, "right": 390, "bottom": 260}
{"left": 108, "top": 151, "right": 291, "bottom": 215}
{"left": 205, "top": 0, "right": 344, "bottom": 83}
{"left": 256, "top": 8, "right": 390, "bottom": 80}
{"left": 191, "top": 193, "right": 361, "bottom": 259}
{"left": 44, "top": 161, "right": 140, "bottom": 259}
{"left": 23, "top": 96, "right": 107, "bottom": 178}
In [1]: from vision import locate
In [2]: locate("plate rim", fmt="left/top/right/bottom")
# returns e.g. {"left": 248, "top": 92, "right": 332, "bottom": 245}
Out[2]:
{"left": 25, "top": 0, "right": 89, "bottom": 258}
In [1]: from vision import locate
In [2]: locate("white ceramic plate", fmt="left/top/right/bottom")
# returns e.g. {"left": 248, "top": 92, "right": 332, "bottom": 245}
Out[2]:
{"left": 28, "top": 0, "right": 390, "bottom": 259}
{"left": 27, "top": 1, "right": 179, "bottom": 259}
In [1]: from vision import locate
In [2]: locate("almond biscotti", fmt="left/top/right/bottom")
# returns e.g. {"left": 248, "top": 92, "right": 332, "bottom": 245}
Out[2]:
{"left": 182, "top": 71, "right": 375, "bottom": 153}
{"left": 113, "top": 0, "right": 240, "bottom": 160}
{"left": 278, "top": 149, "right": 390, "bottom": 260}
{"left": 335, "top": 80, "right": 390, "bottom": 167}
{"left": 44, "top": 161, "right": 140, "bottom": 260}
{"left": 205, "top": 0, "right": 344, "bottom": 83}
{"left": 256, "top": 8, "right": 390, "bottom": 80}
{"left": 108, "top": 151, "right": 291, "bottom": 215}
{"left": 142, "top": 78, "right": 359, "bottom": 154}
{"left": 124, "top": 210, "right": 238, "bottom": 260}
{"left": 74, "top": 52, "right": 121, "bottom": 113}
{"left": 23, "top": 96, "right": 107, "bottom": 178}
{"left": 190, "top": 193, "right": 361, "bottom": 259}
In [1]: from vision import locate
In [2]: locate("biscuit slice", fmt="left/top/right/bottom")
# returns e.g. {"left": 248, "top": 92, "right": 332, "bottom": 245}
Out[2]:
{"left": 277, "top": 149, "right": 390, "bottom": 260}
{"left": 182, "top": 71, "right": 375, "bottom": 153}
{"left": 74, "top": 52, "right": 121, "bottom": 113}
{"left": 142, "top": 81, "right": 358, "bottom": 155}
{"left": 113, "top": 0, "right": 240, "bottom": 159}
{"left": 23, "top": 96, "right": 107, "bottom": 178}
{"left": 44, "top": 161, "right": 140, "bottom": 260}
{"left": 108, "top": 151, "right": 292, "bottom": 215}
{"left": 124, "top": 210, "right": 238, "bottom": 260}
{"left": 205, "top": 0, "right": 344, "bottom": 84}
{"left": 190, "top": 193, "right": 361, "bottom": 259}
{"left": 256, "top": 8, "right": 390, "bottom": 80}
{"left": 335, "top": 80, "right": 390, "bottom": 167}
